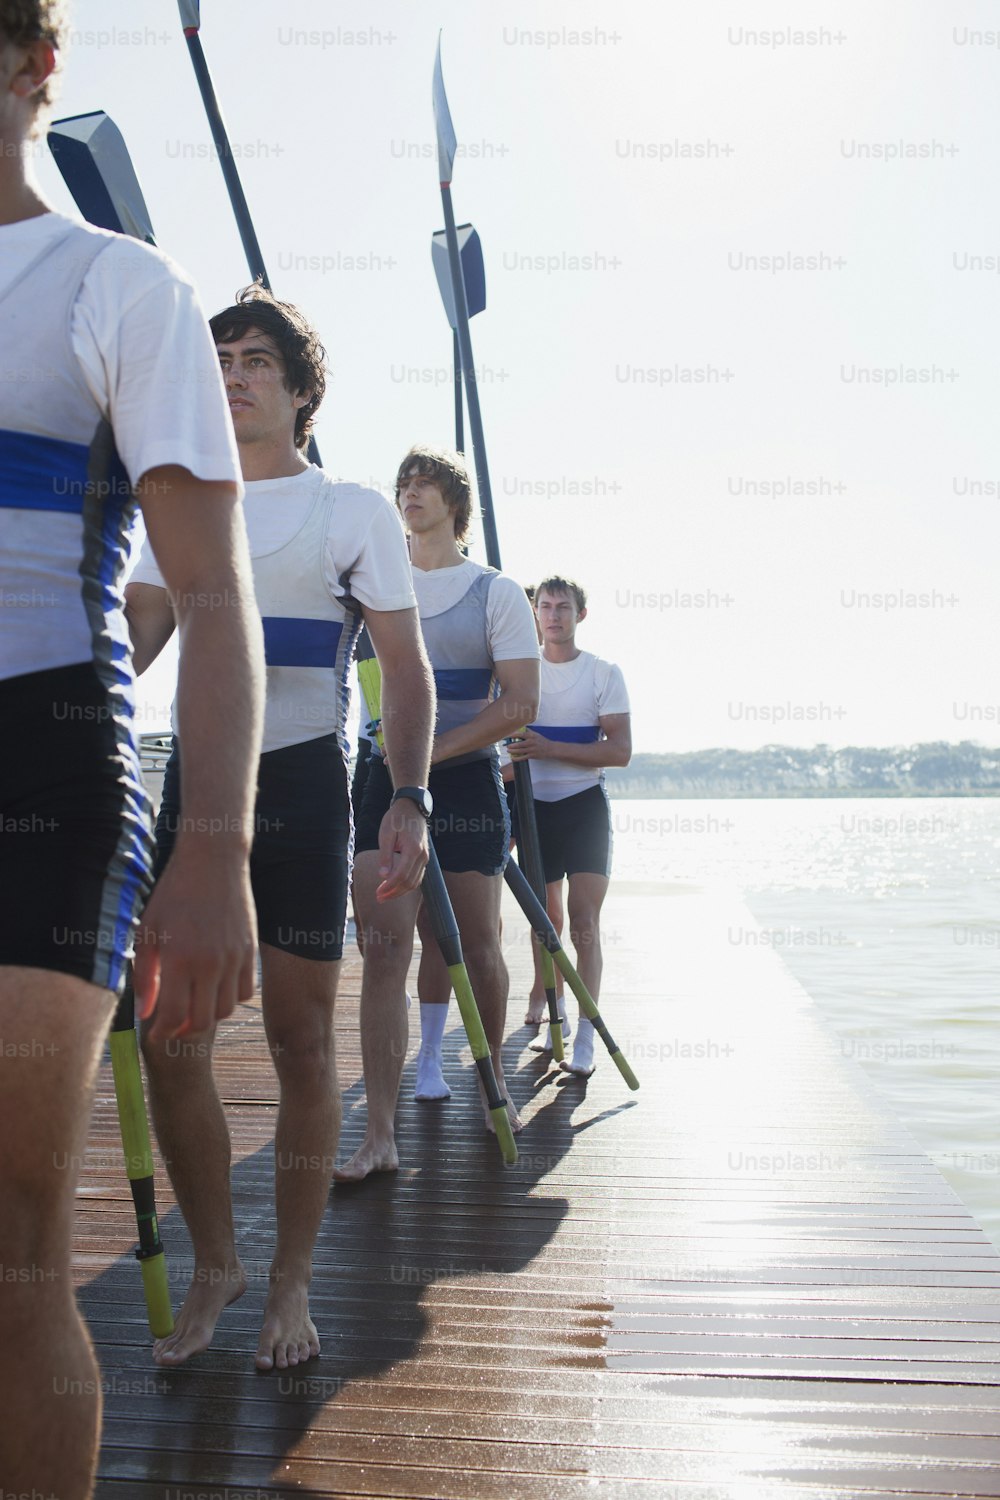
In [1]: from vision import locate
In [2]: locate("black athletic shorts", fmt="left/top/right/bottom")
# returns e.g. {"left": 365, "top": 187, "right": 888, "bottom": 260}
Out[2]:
{"left": 355, "top": 753, "right": 510, "bottom": 877}
{"left": 527, "top": 784, "right": 613, "bottom": 884}
{"left": 0, "top": 661, "right": 154, "bottom": 993}
{"left": 155, "top": 732, "right": 351, "bottom": 961}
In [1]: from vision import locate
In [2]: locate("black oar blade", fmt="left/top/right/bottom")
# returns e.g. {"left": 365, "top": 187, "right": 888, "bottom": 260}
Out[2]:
{"left": 48, "top": 111, "right": 156, "bottom": 243}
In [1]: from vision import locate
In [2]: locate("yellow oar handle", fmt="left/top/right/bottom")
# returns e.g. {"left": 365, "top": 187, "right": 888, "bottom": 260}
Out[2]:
{"left": 450, "top": 964, "right": 517, "bottom": 1165}
{"left": 539, "top": 945, "right": 564, "bottom": 1063}
{"left": 504, "top": 859, "right": 639, "bottom": 1092}
{"left": 108, "top": 1021, "right": 175, "bottom": 1336}
{"left": 552, "top": 948, "right": 639, "bottom": 1091}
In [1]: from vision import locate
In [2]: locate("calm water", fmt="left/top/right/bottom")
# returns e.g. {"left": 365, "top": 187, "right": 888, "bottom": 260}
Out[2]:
{"left": 610, "top": 797, "right": 1000, "bottom": 1246}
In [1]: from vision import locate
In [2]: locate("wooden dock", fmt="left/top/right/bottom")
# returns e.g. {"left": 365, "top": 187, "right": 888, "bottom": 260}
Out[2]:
{"left": 75, "top": 886, "right": 1000, "bottom": 1498}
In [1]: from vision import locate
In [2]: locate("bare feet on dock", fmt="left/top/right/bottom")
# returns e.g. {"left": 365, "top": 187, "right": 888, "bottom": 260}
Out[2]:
{"left": 332, "top": 1135, "right": 399, "bottom": 1182}
{"left": 480, "top": 1065, "right": 524, "bottom": 1134}
{"left": 152, "top": 1260, "right": 247, "bottom": 1366}
{"left": 524, "top": 995, "right": 546, "bottom": 1025}
{"left": 414, "top": 1043, "right": 451, "bottom": 1100}
{"left": 255, "top": 1276, "right": 320, "bottom": 1371}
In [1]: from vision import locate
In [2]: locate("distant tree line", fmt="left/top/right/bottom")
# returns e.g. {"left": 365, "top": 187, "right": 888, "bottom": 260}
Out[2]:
{"left": 605, "top": 743, "right": 1000, "bottom": 798}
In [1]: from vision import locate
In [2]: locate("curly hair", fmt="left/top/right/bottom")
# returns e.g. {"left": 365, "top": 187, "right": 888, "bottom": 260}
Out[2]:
{"left": 0, "top": 0, "right": 68, "bottom": 113}
{"left": 210, "top": 284, "right": 327, "bottom": 452}
{"left": 394, "top": 444, "right": 473, "bottom": 544}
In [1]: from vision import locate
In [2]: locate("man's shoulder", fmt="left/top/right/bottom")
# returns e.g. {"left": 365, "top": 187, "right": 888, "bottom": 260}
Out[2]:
{"left": 314, "top": 473, "right": 394, "bottom": 513}
{"left": 56, "top": 214, "right": 198, "bottom": 294}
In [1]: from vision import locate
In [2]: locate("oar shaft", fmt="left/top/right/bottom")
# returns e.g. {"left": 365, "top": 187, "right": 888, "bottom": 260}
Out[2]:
{"left": 439, "top": 183, "right": 501, "bottom": 568}
{"left": 182, "top": 27, "right": 271, "bottom": 288}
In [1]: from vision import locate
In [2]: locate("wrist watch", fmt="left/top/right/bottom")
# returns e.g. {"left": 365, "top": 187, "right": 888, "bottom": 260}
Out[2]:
{"left": 391, "top": 785, "right": 434, "bottom": 820}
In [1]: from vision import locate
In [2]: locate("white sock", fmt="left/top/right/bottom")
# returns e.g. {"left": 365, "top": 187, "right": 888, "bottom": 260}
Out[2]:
{"left": 569, "top": 1017, "right": 596, "bottom": 1075}
{"left": 419, "top": 1001, "right": 449, "bottom": 1049}
{"left": 415, "top": 1003, "right": 451, "bottom": 1100}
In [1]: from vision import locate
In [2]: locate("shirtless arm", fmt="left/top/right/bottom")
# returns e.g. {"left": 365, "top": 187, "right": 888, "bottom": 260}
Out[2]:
{"left": 133, "top": 465, "right": 265, "bottom": 1040}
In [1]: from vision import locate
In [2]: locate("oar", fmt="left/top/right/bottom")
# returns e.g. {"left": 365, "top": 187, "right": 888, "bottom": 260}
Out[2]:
{"left": 356, "top": 653, "right": 518, "bottom": 1165}
{"left": 504, "top": 859, "right": 639, "bottom": 1091}
{"left": 46, "top": 113, "right": 175, "bottom": 1337}
{"left": 431, "top": 38, "right": 565, "bottom": 1060}
{"left": 109, "top": 980, "right": 174, "bottom": 1336}
{"left": 175, "top": 1, "right": 321, "bottom": 466}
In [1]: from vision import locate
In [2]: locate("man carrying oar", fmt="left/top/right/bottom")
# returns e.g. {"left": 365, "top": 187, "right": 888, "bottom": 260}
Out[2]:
{"left": 510, "top": 577, "right": 631, "bottom": 1076}
{"left": 334, "top": 445, "right": 538, "bottom": 1180}
{"left": 0, "top": 5, "right": 264, "bottom": 1496}
{"left": 126, "top": 287, "right": 435, "bottom": 1368}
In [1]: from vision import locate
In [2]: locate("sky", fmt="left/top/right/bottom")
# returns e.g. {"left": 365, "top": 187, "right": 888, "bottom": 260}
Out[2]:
{"left": 30, "top": 0, "right": 1000, "bottom": 753}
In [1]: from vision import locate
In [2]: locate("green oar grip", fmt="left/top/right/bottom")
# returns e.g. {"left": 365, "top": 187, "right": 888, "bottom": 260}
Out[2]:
{"left": 108, "top": 1010, "right": 176, "bottom": 1332}
{"left": 139, "top": 1253, "right": 174, "bottom": 1339}
{"left": 553, "top": 949, "right": 639, "bottom": 1092}
{"left": 504, "top": 859, "right": 639, "bottom": 1090}
{"left": 540, "top": 945, "right": 564, "bottom": 1063}
{"left": 452, "top": 971, "right": 517, "bottom": 1165}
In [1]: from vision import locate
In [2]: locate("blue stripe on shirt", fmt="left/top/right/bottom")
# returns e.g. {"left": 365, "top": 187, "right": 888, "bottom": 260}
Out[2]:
{"left": 531, "top": 724, "right": 601, "bottom": 743}
{"left": 434, "top": 667, "right": 493, "bottom": 700}
{"left": 0, "top": 427, "right": 91, "bottom": 513}
{"left": 263, "top": 616, "right": 344, "bottom": 668}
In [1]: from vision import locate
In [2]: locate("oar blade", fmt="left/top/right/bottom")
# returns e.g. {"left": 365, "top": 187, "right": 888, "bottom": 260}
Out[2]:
{"left": 433, "top": 33, "right": 458, "bottom": 184}
{"left": 48, "top": 111, "right": 156, "bottom": 243}
{"left": 431, "top": 224, "right": 486, "bottom": 328}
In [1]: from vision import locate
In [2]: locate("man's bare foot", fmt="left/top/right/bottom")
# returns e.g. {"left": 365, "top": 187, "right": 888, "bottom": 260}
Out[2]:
{"left": 414, "top": 1044, "right": 451, "bottom": 1101}
{"left": 483, "top": 1092, "right": 524, "bottom": 1135}
{"left": 152, "top": 1260, "right": 247, "bottom": 1366}
{"left": 479, "top": 1067, "right": 524, "bottom": 1134}
{"left": 255, "top": 1275, "right": 320, "bottom": 1371}
{"left": 332, "top": 1135, "right": 399, "bottom": 1182}
{"left": 524, "top": 994, "right": 546, "bottom": 1024}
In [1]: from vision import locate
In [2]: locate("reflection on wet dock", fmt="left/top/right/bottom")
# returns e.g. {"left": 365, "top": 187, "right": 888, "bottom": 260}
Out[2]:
{"left": 77, "top": 889, "right": 1000, "bottom": 1497}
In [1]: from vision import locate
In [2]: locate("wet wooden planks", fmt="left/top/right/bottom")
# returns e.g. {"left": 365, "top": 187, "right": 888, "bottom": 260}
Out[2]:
{"left": 75, "top": 889, "right": 1000, "bottom": 1497}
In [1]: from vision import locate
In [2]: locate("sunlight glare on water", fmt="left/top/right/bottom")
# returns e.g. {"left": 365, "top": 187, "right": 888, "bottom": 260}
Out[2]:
{"left": 611, "top": 797, "right": 1000, "bottom": 1246}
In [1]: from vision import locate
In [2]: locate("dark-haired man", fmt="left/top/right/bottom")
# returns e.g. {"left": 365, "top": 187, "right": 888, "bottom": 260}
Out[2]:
{"left": 335, "top": 446, "right": 538, "bottom": 1180}
{"left": 125, "top": 288, "right": 434, "bottom": 1369}
{"left": 0, "top": 9, "right": 264, "bottom": 1497}
{"left": 509, "top": 577, "right": 631, "bottom": 1075}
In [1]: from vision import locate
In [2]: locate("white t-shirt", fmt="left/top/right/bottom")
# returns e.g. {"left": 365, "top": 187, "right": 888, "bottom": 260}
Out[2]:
{"left": 131, "top": 467, "right": 414, "bottom": 610}
{"left": 131, "top": 467, "right": 416, "bottom": 752}
{"left": 411, "top": 558, "right": 539, "bottom": 661}
{"left": 525, "top": 650, "right": 630, "bottom": 801}
{"left": 0, "top": 211, "right": 242, "bottom": 490}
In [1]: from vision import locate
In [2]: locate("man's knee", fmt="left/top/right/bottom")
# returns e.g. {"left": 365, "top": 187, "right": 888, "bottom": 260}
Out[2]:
{"left": 268, "top": 1021, "right": 335, "bottom": 1083}
{"left": 360, "top": 921, "right": 410, "bottom": 975}
{"left": 569, "top": 910, "right": 601, "bottom": 948}
{"left": 141, "top": 1024, "right": 215, "bottom": 1080}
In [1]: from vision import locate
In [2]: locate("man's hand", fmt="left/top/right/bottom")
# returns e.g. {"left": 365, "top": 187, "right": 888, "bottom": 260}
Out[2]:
{"left": 374, "top": 801, "right": 429, "bottom": 901}
{"left": 506, "top": 727, "right": 552, "bottom": 763}
{"left": 135, "top": 846, "right": 257, "bottom": 1041}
